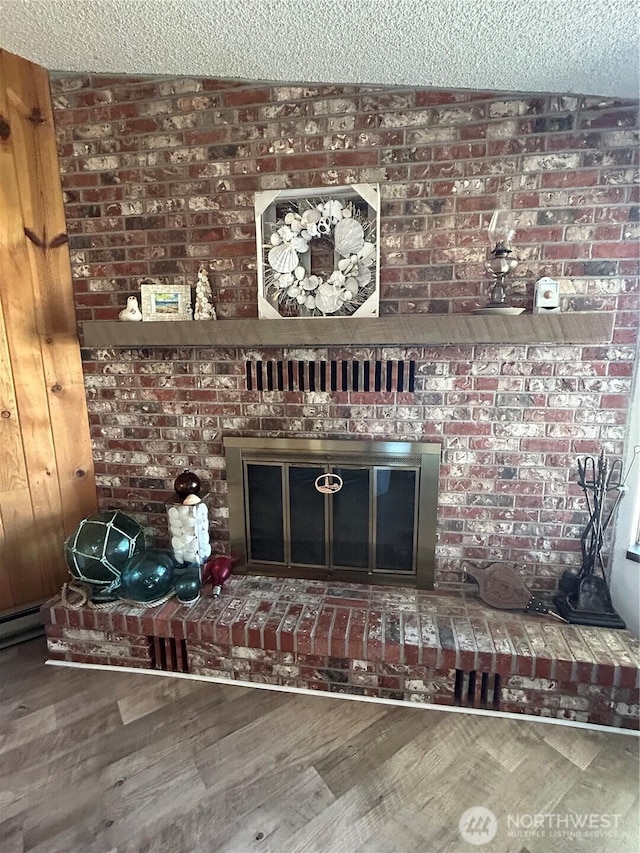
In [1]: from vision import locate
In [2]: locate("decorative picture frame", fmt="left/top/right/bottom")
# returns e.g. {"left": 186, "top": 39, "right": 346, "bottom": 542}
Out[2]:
{"left": 255, "top": 184, "right": 380, "bottom": 319}
{"left": 140, "top": 279, "right": 192, "bottom": 321}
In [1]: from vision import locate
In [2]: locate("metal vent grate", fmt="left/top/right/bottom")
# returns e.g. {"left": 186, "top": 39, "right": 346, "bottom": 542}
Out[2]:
{"left": 246, "top": 359, "right": 415, "bottom": 393}
{"left": 454, "top": 669, "right": 501, "bottom": 709}
{"left": 150, "top": 636, "right": 189, "bottom": 674}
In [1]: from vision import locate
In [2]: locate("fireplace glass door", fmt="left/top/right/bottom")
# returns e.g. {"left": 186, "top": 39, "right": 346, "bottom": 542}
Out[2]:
{"left": 244, "top": 461, "right": 419, "bottom": 577}
{"left": 225, "top": 437, "right": 440, "bottom": 589}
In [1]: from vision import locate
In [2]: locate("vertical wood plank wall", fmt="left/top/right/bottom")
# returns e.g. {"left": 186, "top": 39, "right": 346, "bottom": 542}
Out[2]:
{"left": 0, "top": 49, "right": 97, "bottom": 612}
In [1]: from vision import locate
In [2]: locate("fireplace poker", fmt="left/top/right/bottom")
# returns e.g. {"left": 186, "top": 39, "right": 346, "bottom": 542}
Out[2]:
{"left": 577, "top": 456, "right": 595, "bottom": 517}
{"left": 601, "top": 457, "right": 623, "bottom": 530}
{"left": 577, "top": 452, "right": 616, "bottom": 578}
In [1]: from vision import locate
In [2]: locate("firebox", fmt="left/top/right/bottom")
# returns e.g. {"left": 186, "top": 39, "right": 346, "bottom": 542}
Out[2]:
{"left": 224, "top": 437, "right": 440, "bottom": 589}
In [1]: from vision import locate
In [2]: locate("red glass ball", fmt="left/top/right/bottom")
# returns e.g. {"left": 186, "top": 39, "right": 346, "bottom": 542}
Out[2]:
{"left": 173, "top": 470, "right": 201, "bottom": 498}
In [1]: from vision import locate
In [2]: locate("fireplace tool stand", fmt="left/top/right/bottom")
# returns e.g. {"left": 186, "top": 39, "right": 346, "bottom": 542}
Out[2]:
{"left": 554, "top": 451, "right": 629, "bottom": 629}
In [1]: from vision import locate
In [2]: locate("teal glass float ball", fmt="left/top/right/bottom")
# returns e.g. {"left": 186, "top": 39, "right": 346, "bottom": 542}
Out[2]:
{"left": 118, "top": 549, "right": 175, "bottom": 604}
{"left": 175, "top": 569, "right": 201, "bottom": 606}
{"left": 64, "top": 510, "right": 144, "bottom": 601}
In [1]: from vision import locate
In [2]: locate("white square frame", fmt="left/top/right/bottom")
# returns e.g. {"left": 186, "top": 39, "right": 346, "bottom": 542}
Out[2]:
{"left": 255, "top": 184, "right": 380, "bottom": 319}
{"left": 140, "top": 280, "right": 192, "bottom": 322}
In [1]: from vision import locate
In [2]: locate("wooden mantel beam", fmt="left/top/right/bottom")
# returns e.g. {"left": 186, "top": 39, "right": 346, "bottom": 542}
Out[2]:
{"left": 81, "top": 312, "right": 615, "bottom": 349}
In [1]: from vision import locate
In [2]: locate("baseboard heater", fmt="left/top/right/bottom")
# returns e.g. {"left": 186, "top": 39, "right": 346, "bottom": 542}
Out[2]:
{"left": 0, "top": 603, "right": 46, "bottom": 649}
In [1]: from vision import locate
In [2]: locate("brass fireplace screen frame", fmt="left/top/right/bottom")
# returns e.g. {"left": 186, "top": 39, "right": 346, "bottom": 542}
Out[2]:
{"left": 224, "top": 437, "right": 441, "bottom": 589}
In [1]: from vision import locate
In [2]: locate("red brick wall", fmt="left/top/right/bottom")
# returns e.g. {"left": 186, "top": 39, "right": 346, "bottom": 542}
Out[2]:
{"left": 50, "top": 75, "right": 639, "bottom": 590}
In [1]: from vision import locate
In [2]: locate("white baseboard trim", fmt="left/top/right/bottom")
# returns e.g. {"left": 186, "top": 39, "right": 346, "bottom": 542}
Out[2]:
{"left": 45, "top": 658, "right": 639, "bottom": 737}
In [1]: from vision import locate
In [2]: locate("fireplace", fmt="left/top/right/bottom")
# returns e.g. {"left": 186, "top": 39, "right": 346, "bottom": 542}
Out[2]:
{"left": 224, "top": 437, "right": 440, "bottom": 588}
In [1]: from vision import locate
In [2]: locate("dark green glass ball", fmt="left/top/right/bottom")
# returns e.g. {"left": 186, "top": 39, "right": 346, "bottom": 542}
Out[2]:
{"left": 175, "top": 572, "right": 201, "bottom": 605}
{"left": 118, "top": 549, "right": 175, "bottom": 603}
{"left": 64, "top": 510, "right": 145, "bottom": 600}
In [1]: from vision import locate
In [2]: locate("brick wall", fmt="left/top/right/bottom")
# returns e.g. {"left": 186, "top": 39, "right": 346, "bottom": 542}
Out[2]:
{"left": 51, "top": 75, "right": 639, "bottom": 590}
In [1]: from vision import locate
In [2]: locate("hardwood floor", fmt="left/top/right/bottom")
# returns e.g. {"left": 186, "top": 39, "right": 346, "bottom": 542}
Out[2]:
{"left": 1, "top": 639, "right": 638, "bottom": 853}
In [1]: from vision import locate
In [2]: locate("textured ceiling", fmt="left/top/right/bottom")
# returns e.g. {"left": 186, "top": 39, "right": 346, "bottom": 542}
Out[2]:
{"left": 0, "top": 0, "right": 638, "bottom": 98}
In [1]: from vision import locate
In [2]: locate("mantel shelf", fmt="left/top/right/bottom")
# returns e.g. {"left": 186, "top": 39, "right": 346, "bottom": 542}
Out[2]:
{"left": 80, "top": 312, "right": 614, "bottom": 350}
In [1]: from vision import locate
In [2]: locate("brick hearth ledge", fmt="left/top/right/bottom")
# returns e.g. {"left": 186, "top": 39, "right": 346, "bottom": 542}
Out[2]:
{"left": 43, "top": 576, "right": 640, "bottom": 731}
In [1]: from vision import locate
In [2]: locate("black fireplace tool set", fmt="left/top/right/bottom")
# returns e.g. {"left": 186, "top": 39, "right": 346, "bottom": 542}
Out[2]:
{"left": 464, "top": 448, "right": 638, "bottom": 629}
{"left": 553, "top": 449, "right": 637, "bottom": 629}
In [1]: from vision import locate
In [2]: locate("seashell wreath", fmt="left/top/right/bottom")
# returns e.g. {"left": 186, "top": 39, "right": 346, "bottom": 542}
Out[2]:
{"left": 265, "top": 199, "right": 376, "bottom": 316}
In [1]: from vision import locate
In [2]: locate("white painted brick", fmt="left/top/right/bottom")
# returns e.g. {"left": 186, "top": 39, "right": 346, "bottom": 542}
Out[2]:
{"left": 559, "top": 696, "right": 590, "bottom": 710}
{"left": 549, "top": 96, "right": 579, "bottom": 111}
{"left": 64, "top": 629, "right": 108, "bottom": 642}
{"left": 192, "top": 667, "right": 233, "bottom": 679}
{"left": 379, "top": 110, "right": 433, "bottom": 128}
{"left": 259, "top": 173, "right": 291, "bottom": 190}
{"left": 615, "top": 703, "right": 640, "bottom": 716}
{"left": 522, "top": 153, "right": 580, "bottom": 171}
{"left": 83, "top": 155, "right": 119, "bottom": 171}
{"left": 501, "top": 688, "right": 528, "bottom": 702}
{"left": 303, "top": 391, "right": 331, "bottom": 406}
{"left": 547, "top": 424, "right": 600, "bottom": 438}
{"left": 272, "top": 664, "right": 300, "bottom": 678}
{"left": 488, "top": 100, "right": 531, "bottom": 117}
{"left": 486, "top": 120, "right": 518, "bottom": 139}
{"left": 312, "top": 98, "right": 359, "bottom": 116}
{"left": 528, "top": 346, "right": 583, "bottom": 362}
{"left": 602, "top": 130, "right": 639, "bottom": 147}
{"left": 494, "top": 423, "right": 545, "bottom": 438}
{"left": 75, "top": 124, "right": 113, "bottom": 139}
{"left": 157, "top": 79, "right": 203, "bottom": 95}
{"left": 437, "top": 107, "right": 483, "bottom": 125}
{"left": 405, "top": 679, "right": 429, "bottom": 692}
{"left": 168, "top": 147, "right": 208, "bottom": 163}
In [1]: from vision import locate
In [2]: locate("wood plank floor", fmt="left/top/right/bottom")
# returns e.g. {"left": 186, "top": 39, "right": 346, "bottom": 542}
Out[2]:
{"left": 1, "top": 639, "right": 638, "bottom": 853}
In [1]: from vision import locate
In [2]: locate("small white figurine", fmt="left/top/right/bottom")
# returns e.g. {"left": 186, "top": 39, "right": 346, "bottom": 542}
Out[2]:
{"left": 194, "top": 266, "right": 217, "bottom": 320}
{"left": 119, "top": 296, "right": 142, "bottom": 321}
